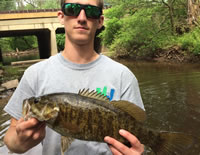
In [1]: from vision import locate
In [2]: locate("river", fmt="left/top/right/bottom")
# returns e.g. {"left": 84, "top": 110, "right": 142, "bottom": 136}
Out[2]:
{"left": 120, "top": 60, "right": 200, "bottom": 154}
{"left": 0, "top": 60, "right": 200, "bottom": 154}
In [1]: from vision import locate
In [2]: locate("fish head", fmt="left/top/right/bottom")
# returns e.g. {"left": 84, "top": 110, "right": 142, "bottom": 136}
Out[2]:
{"left": 23, "top": 96, "right": 60, "bottom": 122}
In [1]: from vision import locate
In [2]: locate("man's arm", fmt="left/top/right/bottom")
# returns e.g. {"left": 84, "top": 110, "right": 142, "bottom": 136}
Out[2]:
{"left": 104, "top": 129, "right": 144, "bottom": 155}
{"left": 4, "top": 117, "right": 46, "bottom": 153}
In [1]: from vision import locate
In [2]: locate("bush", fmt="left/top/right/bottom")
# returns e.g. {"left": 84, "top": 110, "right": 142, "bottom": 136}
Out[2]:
{"left": 56, "top": 34, "right": 65, "bottom": 51}
{"left": 0, "top": 38, "right": 13, "bottom": 52}
{"left": 99, "top": 17, "right": 122, "bottom": 47}
{"left": 103, "top": 4, "right": 126, "bottom": 19}
{"left": 100, "top": 1, "right": 199, "bottom": 58}
{"left": 177, "top": 28, "right": 200, "bottom": 55}
{"left": 103, "top": 7, "right": 169, "bottom": 57}
{"left": 9, "top": 36, "right": 37, "bottom": 51}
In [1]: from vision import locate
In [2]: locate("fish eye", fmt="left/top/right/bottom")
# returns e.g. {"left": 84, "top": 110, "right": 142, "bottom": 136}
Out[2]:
{"left": 34, "top": 98, "right": 40, "bottom": 104}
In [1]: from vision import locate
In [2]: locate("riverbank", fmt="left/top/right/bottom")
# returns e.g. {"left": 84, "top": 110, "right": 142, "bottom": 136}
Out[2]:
{"left": 153, "top": 46, "right": 200, "bottom": 63}
{"left": 102, "top": 46, "right": 200, "bottom": 64}
{"left": 0, "top": 47, "right": 199, "bottom": 85}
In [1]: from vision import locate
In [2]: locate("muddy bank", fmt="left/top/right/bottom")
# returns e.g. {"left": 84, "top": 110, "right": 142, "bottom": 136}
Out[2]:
{"left": 103, "top": 46, "right": 200, "bottom": 64}
{"left": 153, "top": 46, "right": 200, "bottom": 63}
{"left": 0, "top": 90, "right": 13, "bottom": 147}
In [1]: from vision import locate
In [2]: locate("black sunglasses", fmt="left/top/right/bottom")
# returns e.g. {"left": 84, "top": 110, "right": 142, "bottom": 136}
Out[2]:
{"left": 62, "top": 3, "right": 102, "bottom": 19}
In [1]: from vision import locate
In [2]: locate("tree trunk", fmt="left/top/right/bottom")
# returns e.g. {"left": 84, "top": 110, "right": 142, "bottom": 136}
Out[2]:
{"left": 162, "top": 0, "right": 175, "bottom": 35}
{"left": 169, "top": 4, "right": 175, "bottom": 35}
{"left": 16, "top": 0, "right": 24, "bottom": 9}
{"left": 187, "top": 0, "right": 200, "bottom": 25}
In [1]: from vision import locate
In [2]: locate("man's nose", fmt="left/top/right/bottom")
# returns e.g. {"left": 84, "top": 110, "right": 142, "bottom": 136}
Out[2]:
{"left": 77, "top": 9, "right": 87, "bottom": 22}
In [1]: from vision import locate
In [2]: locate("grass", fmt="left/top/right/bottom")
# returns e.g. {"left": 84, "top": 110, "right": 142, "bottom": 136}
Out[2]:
{"left": 0, "top": 65, "right": 27, "bottom": 84}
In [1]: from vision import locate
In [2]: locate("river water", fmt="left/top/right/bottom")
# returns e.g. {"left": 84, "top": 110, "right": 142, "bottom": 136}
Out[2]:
{"left": 120, "top": 60, "right": 200, "bottom": 154}
{"left": 0, "top": 60, "right": 200, "bottom": 154}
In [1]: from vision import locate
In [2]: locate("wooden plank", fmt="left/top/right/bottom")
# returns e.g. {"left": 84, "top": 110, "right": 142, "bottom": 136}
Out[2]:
{"left": 11, "top": 59, "right": 45, "bottom": 66}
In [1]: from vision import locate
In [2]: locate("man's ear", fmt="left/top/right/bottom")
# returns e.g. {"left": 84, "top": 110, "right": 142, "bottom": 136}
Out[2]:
{"left": 58, "top": 11, "right": 65, "bottom": 25}
{"left": 97, "top": 15, "right": 104, "bottom": 29}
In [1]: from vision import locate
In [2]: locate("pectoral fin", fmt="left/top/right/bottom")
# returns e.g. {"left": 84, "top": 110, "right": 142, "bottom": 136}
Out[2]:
{"left": 61, "top": 136, "right": 74, "bottom": 155}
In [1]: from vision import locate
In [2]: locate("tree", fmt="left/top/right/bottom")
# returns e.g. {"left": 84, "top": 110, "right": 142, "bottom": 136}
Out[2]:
{"left": 23, "top": 0, "right": 60, "bottom": 9}
{"left": 187, "top": 0, "right": 200, "bottom": 25}
{"left": 14, "top": 0, "right": 60, "bottom": 10}
{"left": 0, "top": 0, "right": 16, "bottom": 11}
{"left": 161, "top": 0, "right": 176, "bottom": 34}
{"left": 100, "top": 0, "right": 200, "bottom": 57}
{"left": 9, "top": 36, "right": 37, "bottom": 51}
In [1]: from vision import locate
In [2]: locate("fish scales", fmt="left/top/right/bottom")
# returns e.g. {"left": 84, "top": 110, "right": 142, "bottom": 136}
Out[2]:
{"left": 23, "top": 90, "right": 200, "bottom": 155}
{"left": 49, "top": 93, "right": 135, "bottom": 143}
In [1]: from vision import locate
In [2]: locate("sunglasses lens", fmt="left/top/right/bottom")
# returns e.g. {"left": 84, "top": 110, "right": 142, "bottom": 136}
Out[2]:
{"left": 72, "top": 4, "right": 81, "bottom": 16}
{"left": 63, "top": 3, "right": 102, "bottom": 19}
{"left": 63, "top": 3, "right": 81, "bottom": 16}
{"left": 85, "top": 6, "right": 101, "bottom": 19}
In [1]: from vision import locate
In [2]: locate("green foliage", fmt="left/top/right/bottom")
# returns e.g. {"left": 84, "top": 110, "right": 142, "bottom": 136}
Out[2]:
{"left": 56, "top": 34, "right": 65, "bottom": 51}
{"left": 0, "top": 36, "right": 37, "bottom": 53}
{"left": 103, "top": 4, "right": 126, "bottom": 19}
{"left": 14, "top": 0, "right": 60, "bottom": 10}
{"left": 99, "top": 17, "right": 122, "bottom": 46}
{"left": 112, "top": 8, "right": 155, "bottom": 56}
{"left": 0, "top": 38, "right": 13, "bottom": 52}
{"left": 39, "top": 0, "right": 60, "bottom": 9}
{"left": 100, "top": 0, "right": 199, "bottom": 58}
{"left": 102, "top": 6, "right": 173, "bottom": 57}
{"left": 9, "top": 36, "right": 37, "bottom": 51}
{"left": 177, "top": 28, "right": 200, "bottom": 55}
{"left": 1, "top": 65, "right": 27, "bottom": 82}
{"left": 0, "top": 0, "right": 16, "bottom": 11}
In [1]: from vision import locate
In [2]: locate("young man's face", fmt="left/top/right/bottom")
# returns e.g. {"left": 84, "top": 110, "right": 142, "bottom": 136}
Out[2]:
{"left": 58, "top": 0, "right": 104, "bottom": 46}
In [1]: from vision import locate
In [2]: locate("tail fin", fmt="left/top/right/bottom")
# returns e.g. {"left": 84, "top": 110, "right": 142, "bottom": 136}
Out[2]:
{"left": 154, "top": 132, "right": 200, "bottom": 155}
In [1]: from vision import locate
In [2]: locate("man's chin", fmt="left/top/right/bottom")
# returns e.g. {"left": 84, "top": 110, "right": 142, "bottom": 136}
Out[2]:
{"left": 73, "top": 37, "right": 92, "bottom": 45}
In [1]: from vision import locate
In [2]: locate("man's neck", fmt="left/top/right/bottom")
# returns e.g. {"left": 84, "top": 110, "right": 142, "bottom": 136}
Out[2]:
{"left": 62, "top": 42, "right": 99, "bottom": 64}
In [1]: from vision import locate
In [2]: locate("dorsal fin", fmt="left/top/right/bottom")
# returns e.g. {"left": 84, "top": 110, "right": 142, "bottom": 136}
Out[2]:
{"left": 78, "top": 89, "right": 109, "bottom": 102}
{"left": 110, "top": 100, "right": 146, "bottom": 123}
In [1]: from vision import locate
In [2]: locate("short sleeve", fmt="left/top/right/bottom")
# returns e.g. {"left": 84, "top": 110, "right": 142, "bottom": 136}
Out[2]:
{"left": 120, "top": 67, "right": 145, "bottom": 110}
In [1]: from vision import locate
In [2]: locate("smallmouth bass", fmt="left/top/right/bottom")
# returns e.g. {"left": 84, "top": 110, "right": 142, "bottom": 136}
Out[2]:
{"left": 23, "top": 89, "right": 199, "bottom": 154}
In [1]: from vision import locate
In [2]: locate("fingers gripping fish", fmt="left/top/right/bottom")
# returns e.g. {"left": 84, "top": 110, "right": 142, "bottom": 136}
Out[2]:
{"left": 22, "top": 89, "right": 199, "bottom": 155}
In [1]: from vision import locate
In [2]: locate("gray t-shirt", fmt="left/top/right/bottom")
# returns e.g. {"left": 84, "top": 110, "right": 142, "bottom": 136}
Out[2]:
{"left": 4, "top": 53, "right": 144, "bottom": 155}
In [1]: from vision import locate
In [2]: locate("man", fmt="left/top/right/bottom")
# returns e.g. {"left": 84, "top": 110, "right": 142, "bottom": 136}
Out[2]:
{"left": 3, "top": 0, "right": 145, "bottom": 154}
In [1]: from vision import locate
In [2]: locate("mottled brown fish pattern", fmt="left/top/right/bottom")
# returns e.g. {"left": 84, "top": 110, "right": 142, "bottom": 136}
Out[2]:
{"left": 23, "top": 89, "right": 199, "bottom": 155}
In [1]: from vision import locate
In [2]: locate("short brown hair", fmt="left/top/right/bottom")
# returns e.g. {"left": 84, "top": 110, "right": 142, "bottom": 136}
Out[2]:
{"left": 60, "top": 0, "right": 104, "bottom": 9}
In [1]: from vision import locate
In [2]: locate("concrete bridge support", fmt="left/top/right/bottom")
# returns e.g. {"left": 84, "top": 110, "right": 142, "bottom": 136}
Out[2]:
{"left": 0, "top": 12, "right": 64, "bottom": 58}
{"left": 36, "top": 27, "right": 59, "bottom": 58}
{"left": 50, "top": 29, "right": 58, "bottom": 56}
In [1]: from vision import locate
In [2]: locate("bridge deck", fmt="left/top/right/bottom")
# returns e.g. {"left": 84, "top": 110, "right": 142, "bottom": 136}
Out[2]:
{"left": 0, "top": 9, "right": 60, "bottom": 20}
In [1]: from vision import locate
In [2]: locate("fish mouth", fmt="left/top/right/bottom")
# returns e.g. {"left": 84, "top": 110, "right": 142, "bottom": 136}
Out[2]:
{"left": 22, "top": 99, "right": 60, "bottom": 122}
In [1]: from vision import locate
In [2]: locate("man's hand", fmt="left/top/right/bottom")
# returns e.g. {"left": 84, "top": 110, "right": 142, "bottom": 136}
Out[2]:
{"left": 4, "top": 117, "right": 46, "bottom": 153}
{"left": 104, "top": 129, "right": 144, "bottom": 155}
